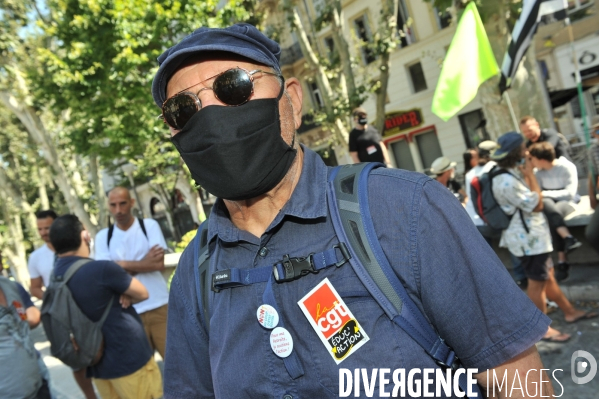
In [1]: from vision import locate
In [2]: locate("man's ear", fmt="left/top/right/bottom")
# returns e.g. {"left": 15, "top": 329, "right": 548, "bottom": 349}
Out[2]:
{"left": 284, "top": 77, "right": 303, "bottom": 130}
{"left": 81, "top": 230, "right": 90, "bottom": 243}
{"left": 130, "top": 198, "right": 136, "bottom": 208}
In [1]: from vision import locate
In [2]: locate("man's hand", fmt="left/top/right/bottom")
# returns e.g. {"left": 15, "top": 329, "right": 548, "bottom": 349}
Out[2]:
{"left": 116, "top": 245, "right": 166, "bottom": 273}
{"left": 119, "top": 294, "right": 132, "bottom": 308}
{"left": 143, "top": 245, "right": 165, "bottom": 266}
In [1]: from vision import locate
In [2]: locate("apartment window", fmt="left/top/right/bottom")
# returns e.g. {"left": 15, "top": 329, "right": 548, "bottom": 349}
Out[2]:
{"left": 434, "top": 7, "right": 452, "bottom": 30}
{"left": 323, "top": 36, "right": 337, "bottom": 63}
{"left": 408, "top": 62, "right": 427, "bottom": 93}
{"left": 309, "top": 81, "right": 324, "bottom": 109}
{"left": 415, "top": 130, "right": 443, "bottom": 171}
{"left": 389, "top": 139, "right": 416, "bottom": 171}
{"left": 397, "top": 1, "right": 415, "bottom": 48}
{"left": 353, "top": 15, "right": 376, "bottom": 65}
{"left": 459, "top": 109, "right": 490, "bottom": 149}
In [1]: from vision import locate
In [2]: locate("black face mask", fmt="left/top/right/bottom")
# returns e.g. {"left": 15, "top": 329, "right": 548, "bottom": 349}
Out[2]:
{"left": 358, "top": 117, "right": 367, "bottom": 126}
{"left": 171, "top": 92, "right": 297, "bottom": 201}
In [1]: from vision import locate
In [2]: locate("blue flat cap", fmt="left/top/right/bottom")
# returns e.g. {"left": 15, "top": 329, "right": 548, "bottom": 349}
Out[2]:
{"left": 152, "top": 23, "right": 281, "bottom": 107}
{"left": 490, "top": 132, "right": 523, "bottom": 160}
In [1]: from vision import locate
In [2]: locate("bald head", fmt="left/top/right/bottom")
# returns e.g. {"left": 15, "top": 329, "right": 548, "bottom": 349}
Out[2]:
{"left": 108, "top": 186, "right": 135, "bottom": 229}
{"left": 109, "top": 186, "right": 132, "bottom": 201}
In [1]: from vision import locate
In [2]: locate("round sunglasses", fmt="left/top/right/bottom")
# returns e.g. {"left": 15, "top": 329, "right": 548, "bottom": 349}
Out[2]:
{"left": 161, "top": 67, "right": 282, "bottom": 130}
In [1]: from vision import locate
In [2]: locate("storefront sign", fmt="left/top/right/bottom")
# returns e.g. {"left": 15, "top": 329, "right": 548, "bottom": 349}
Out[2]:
{"left": 383, "top": 109, "right": 423, "bottom": 137}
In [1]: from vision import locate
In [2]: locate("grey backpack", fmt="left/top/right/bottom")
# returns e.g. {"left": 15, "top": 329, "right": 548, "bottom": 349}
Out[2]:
{"left": 41, "top": 259, "right": 113, "bottom": 369}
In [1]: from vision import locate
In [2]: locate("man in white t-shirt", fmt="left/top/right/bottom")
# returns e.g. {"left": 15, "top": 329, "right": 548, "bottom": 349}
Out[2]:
{"left": 94, "top": 187, "right": 169, "bottom": 358}
{"left": 29, "top": 209, "right": 98, "bottom": 398}
{"left": 28, "top": 210, "right": 57, "bottom": 300}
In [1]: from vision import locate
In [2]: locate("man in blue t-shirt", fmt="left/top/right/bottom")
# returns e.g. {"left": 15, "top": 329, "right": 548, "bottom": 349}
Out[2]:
{"left": 49, "top": 215, "right": 163, "bottom": 399}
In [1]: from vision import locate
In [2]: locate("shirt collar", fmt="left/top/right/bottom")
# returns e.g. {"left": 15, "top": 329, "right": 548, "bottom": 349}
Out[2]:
{"left": 207, "top": 145, "right": 328, "bottom": 243}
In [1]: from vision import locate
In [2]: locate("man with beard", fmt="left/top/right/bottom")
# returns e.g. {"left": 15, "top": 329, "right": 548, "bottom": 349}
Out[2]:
{"left": 94, "top": 187, "right": 169, "bottom": 359}
{"left": 155, "top": 24, "right": 555, "bottom": 398}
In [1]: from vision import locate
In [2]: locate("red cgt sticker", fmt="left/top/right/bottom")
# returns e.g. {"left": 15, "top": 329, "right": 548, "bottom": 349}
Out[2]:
{"left": 298, "top": 278, "right": 369, "bottom": 364}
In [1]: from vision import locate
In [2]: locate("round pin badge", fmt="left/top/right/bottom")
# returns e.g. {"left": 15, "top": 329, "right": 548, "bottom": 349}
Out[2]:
{"left": 270, "top": 327, "right": 293, "bottom": 358}
{"left": 256, "top": 304, "right": 279, "bottom": 329}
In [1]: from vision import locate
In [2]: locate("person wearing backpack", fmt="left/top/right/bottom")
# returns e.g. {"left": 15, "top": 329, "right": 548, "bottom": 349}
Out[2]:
{"left": 94, "top": 186, "right": 169, "bottom": 359}
{"left": 0, "top": 276, "right": 51, "bottom": 399}
{"left": 47, "top": 214, "right": 162, "bottom": 399}
{"left": 490, "top": 132, "right": 597, "bottom": 343}
{"left": 152, "top": 24, "right": 558, "bottom": 398}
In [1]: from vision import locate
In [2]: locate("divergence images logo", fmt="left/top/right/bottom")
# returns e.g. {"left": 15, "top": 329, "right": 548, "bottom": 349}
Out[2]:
{"left": 571, "top": 350, "right": 597, "bottom": 385}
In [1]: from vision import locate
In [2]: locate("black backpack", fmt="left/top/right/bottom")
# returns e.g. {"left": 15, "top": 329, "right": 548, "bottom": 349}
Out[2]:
{"left": 41, "top": 259, "right": 113, "bottom": 369}
{"left": 107, "top": 217, "right": 147, "bottom": 247}
{"left": 470, "top": 165, "right": 529, "bottom": 233}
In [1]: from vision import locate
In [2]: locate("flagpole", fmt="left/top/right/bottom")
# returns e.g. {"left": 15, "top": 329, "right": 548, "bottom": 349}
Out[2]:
{"left": 565, "top": 16, "right": 595, "bottom": 188}
{"left": 502, "top": 91, "right": 520, "bottom": 132}
{"left": 565, "top": 17, "right": 590, "bottom": 147}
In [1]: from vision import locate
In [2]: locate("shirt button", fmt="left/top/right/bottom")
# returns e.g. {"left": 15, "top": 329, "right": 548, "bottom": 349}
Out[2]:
{"left": 282, "top": 395, "right": 293, "bottom": 399}
{"left": 259, "top": 247, "right": 269, "bottom": 257}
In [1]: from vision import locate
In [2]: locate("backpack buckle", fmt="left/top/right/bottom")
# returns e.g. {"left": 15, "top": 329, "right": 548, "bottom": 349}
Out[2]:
{"left": 273, "top": 254, "right": 315, "bottom": 283}
{"left": 333, "top": 243, "right": 351, "bottom": 267}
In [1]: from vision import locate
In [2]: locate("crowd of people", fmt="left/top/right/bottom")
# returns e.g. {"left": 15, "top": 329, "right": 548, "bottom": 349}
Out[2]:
{"left": 2, "top": 22, "right": 599, "bottom": 399}
{"left": 1, "top": 187, "right": 167, "bottom": 398}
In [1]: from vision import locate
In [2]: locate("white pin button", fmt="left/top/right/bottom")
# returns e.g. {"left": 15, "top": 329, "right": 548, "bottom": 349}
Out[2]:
{"left": 270, "top": 327, "right": 293, "bottom": 358}
{"left": 257, "top": 304, "right": 279, "bottom": 329}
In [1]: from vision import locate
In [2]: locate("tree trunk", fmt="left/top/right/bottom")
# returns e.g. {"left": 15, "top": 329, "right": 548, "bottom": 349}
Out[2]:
{"left": 151, "top": 183, "right": 178, "bottom": 241}
{"left": 38, "top": 167, "right": 51, "bottom": 210}
{"left": 331, "top": 0, "right": 357, "bottom": 108}
{"left": 0, "top": 164, "right": 39, "bottom": 242}
{"left": 291, "top": 7, "right": 350, "bottom": 144}
{"left": 0, "top": 91, "right": 99, "bottom": 236}
{"left": 476, "top": 7, "right": 518, "bottom": 139}
{"left": 373, "top": 0, "right": 400, "bottom": 135}
{"left": 0, "top": 201, "right": 29, "bottom": 286}
{"left": 89, "top": 154, "right": 109, "bottom": 229}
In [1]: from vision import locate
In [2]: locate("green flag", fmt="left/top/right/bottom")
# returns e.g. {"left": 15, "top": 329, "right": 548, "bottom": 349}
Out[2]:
{"left": 431, "top": 2, "right": 499, "bottom": 121}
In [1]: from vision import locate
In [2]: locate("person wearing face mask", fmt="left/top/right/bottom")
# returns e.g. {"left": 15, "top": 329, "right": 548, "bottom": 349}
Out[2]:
{"left": 430, "top": 156, "right": 468, "bottom": 205}
{"left": 154, "top": 24, "right": 556, "bottom": 398}
{"left": 348, "top": 107, "right": 391, "bottom": 166}
{"left": 491, "top": 133, "right": 597, "bottom": 344}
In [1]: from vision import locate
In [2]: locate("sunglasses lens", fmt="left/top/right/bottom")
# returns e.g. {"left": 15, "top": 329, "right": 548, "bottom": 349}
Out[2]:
{"left": 163, "top": 94, "right": 200, "bottom": 130}
{"left": 213, "top": 68, "right": 253, "bottom": 106}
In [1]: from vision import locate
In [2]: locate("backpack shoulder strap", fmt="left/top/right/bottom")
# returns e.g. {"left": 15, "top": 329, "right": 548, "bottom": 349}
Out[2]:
{"left": 193, "top": 220, "right": 211, "bottom": 335}
{"left": 328, "top": 163, "right": 481, "bottom": 398}
{"left": 138, "top": 218, "right": 148, "bottom": 238}
{"left": 60, "top": 258, "right": 93, "bottom": 284}
{"left": 107, "top": 224, "right": 114, "bottom": 247}
{"left": 488, "top": 167, "right": 530, "bottom": 234}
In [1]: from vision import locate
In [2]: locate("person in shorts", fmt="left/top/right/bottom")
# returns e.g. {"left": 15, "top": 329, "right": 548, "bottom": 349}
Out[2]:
{"left": 491, "top": 132, "right": 597, "bottom": 342}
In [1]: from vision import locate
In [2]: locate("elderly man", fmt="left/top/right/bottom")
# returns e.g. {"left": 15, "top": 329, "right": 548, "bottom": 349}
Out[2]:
{"left": 520, "top": 115, "right": 572, "bottom": 161}
{"left": 154, "top": 24, "right": 554, "bottom": 398}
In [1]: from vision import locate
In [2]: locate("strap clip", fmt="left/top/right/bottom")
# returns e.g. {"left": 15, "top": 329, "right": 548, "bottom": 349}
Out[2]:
{"left": 274, "top": 254, "right": 315, "bottom": 283}
{"left": 435, "top": 351, "right": 461, "bottom": 371}
{"left": 334, "top": 243, "right": 351, "bottom": 267}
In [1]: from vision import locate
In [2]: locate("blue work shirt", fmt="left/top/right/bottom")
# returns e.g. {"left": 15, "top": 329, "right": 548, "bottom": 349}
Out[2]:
{"left": 164, "top": 147, "right": 550, "bottom": 398}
